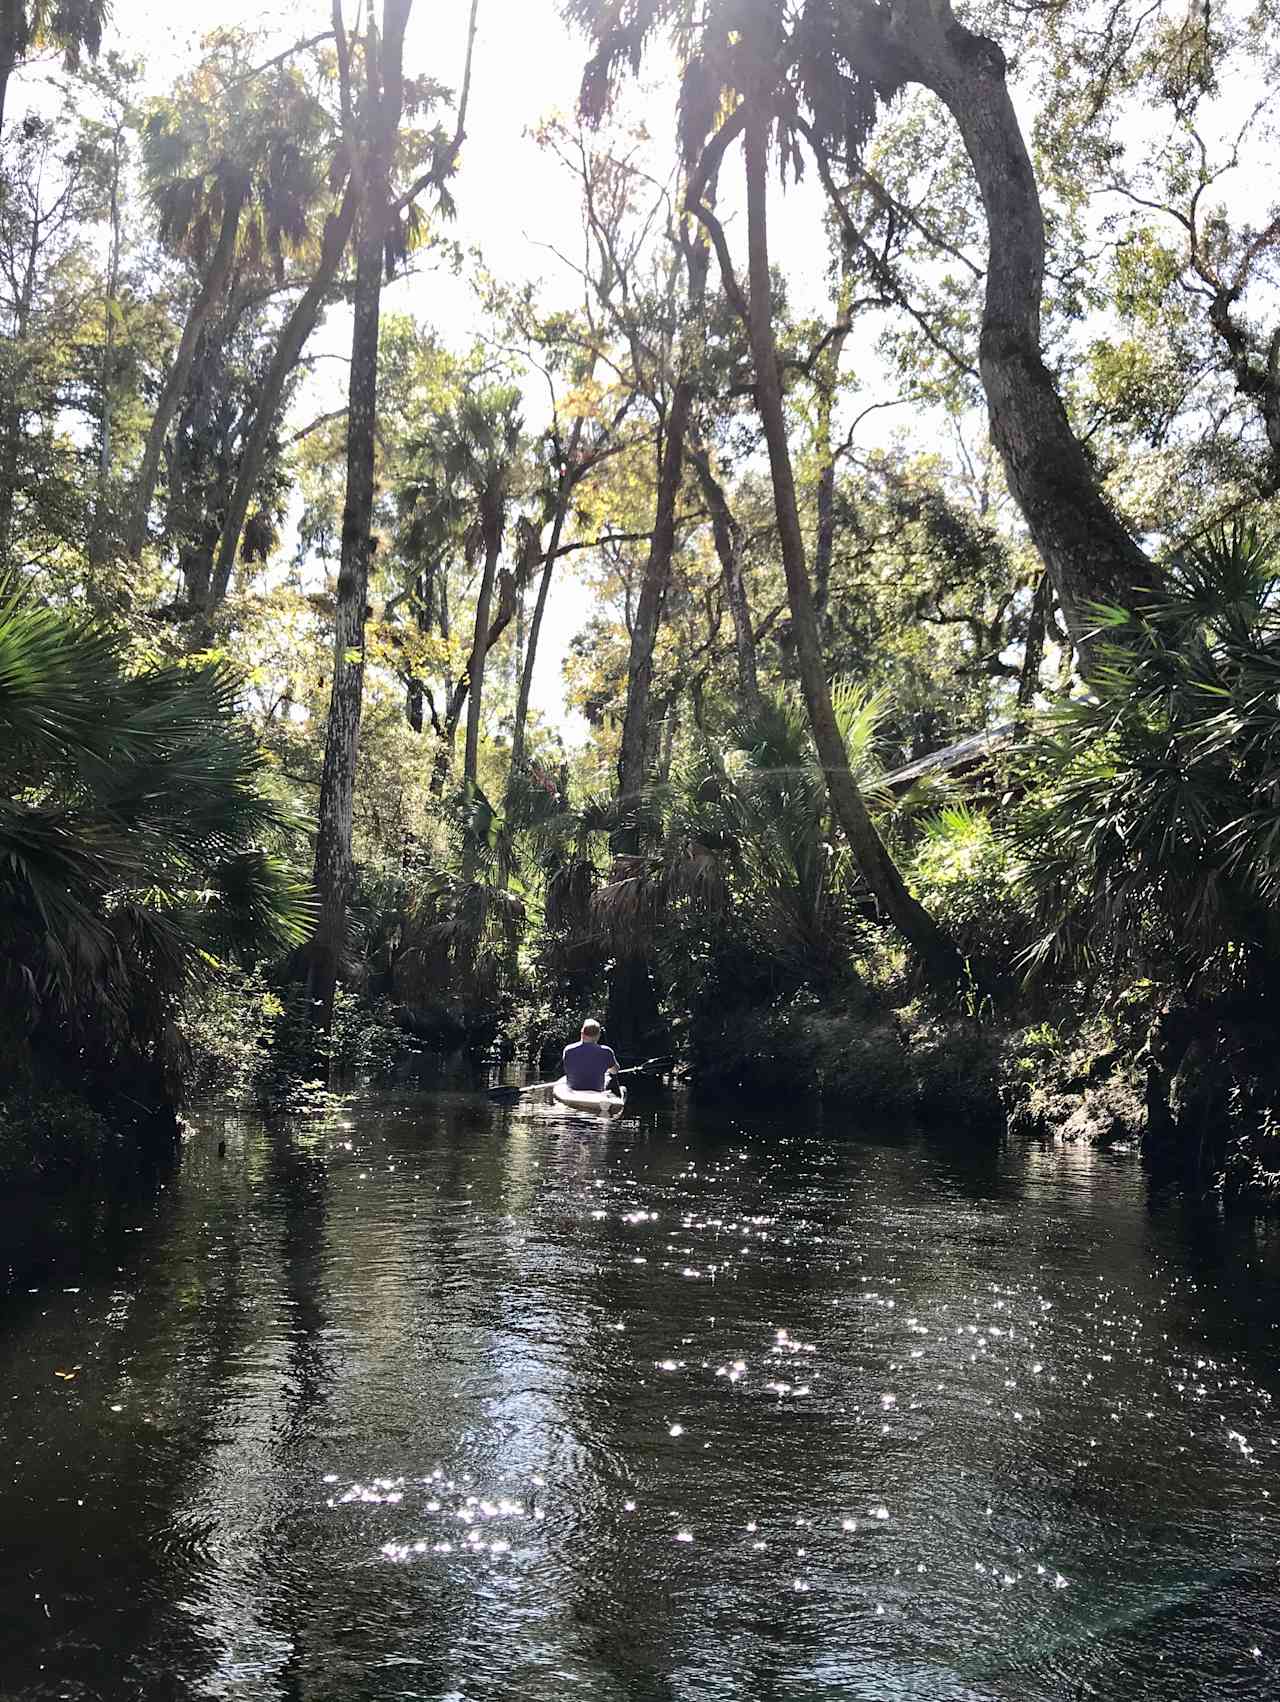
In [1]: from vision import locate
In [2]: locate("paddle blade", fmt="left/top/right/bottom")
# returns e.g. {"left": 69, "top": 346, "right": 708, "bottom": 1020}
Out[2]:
{"left": 488, "top": 1079, "right": 554, "bottom": 1103}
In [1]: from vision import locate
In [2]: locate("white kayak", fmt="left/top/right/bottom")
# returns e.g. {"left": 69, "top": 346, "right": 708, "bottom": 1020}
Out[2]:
{"left": 551, "top": 1077, "right": 627, "bottom": 1115}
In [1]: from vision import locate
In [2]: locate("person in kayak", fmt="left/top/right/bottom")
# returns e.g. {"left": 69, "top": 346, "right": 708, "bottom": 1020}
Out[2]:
{"left": 562, "top": 1019, "right": 621, "bottom": 1095}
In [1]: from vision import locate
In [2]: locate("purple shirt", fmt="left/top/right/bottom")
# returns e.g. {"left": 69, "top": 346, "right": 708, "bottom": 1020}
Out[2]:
{"left": 562, "top": 1040, "right": 619, "bottom": 1092}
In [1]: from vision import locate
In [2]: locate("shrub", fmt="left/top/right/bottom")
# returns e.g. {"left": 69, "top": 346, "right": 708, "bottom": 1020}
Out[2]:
{"left": 0, "top": 1093, "right": 120, "bottom": 1185}
{"left": 910, "top": 804, "right": 1032, "bottom": 971}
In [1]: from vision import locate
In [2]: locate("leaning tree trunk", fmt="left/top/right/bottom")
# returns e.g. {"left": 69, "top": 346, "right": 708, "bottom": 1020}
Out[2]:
{"left": 614, "top": 236, "right": 710, "bottom": 841}
{"left": 127, "top": 174, "right": 248, "bottom": 558}
{"left": 1017, "top": 571, "right": 1050, "bottom": 711}
{"left": 211, "top": 181, "right": 358, "bottom": 606}
{"left": 689, "top": 441, "right": 761, "bottom": 714}
{"left": 463, "top": 522, "right": 503, "bottom": 792}
{"left": 885, "top": 2, "right": 1152, "bottom": 669}
{"left": 741, "top": 101, "right": 964, "bottom": 985}
{"left": 431, "top": 569, "right": 518, "bottom": 797}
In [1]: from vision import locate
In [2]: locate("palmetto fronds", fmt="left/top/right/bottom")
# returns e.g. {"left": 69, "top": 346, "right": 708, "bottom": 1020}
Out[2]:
{"left": 395, "top": 862, "right": 525, "bottom": 1010}
{"left": 592, "top": 684, "right": 886, "bottom": 995}
{"left": 1, "top": 574, "right": 312, "bottom": 1085}
{"left": 1007, "top": 526, "right": 1280, "bottom": 996}
{"left": 13, "top": 0, "right": 107, "bottom": 69}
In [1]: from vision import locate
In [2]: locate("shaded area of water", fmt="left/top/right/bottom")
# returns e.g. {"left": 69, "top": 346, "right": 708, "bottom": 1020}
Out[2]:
{"left": 2, "top": 1091, "right": 1280, "bottom": 1699}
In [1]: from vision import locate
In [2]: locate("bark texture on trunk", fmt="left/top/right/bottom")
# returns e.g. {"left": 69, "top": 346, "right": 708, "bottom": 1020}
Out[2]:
{"left": 615, "top": 382, "right": 693, "bottom": 826}
{"left": 741, "top": 100, "right": 964, "bottom": 985}
{"left": 429, "top": 569, "right": 518, "bottom": 797}
{"left": 812, "top": 255, "right": 852, "bottom": 632}
{"left": 306, "top": 0, "right": 414, "bottom": 1033}
{"left": 689, "top": 441, "right": 760, "bottom": 714}
{"left": 463, "top": 527, "right": 502, "bottom": 788}
{"left": 89, "top": 114, "right": 125, "bottom": 569}
{"left": 1017, "top": 571, "right": 1050, "bottom": 711}
{"left": 884, "top": 3, "right": 1152, "bottom": 669}
{"left": 128, "top": 173, "right": 248, "bottom": 558}
{"left": 307, "top": 217, "right": 384, "bottom": 1030}
{"left": 0, "top": 0, "right": 21, "bottom": 138}
{"left": 211, "top": 181, "right": 358, "bottom": 604}
{"left": 0, "top": 150, "right": 38, "bottom": 565}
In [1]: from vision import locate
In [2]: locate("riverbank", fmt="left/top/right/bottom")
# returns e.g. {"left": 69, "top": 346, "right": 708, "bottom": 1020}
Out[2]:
{"left": 7, "top": 976, "right": 1280, "bottom": 1237}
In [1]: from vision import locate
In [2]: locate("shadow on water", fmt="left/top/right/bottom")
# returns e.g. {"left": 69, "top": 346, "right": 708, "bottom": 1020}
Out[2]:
{"left": 3, "top": 1089, "right": 1279, "bottom": 1700}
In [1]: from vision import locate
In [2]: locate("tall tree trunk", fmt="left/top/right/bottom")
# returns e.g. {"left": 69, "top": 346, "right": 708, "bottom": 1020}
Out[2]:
{"left": 0, "top": 172, "right": 37, "bottom": 567}
{"left": 210, "top": 181, "right": 358, "bottom": 605}
{"left": 307, "top": 218, "right": 384, "bottom": 1031}
{"left": 615, "top": 237, "right": 710, "bottom": 840}
{"left": 1017, "top": 571, "right": 1049, "bottom": 711}
{"left": 0, "top": 0, "right": 21, "bottom": 137}
{"left": 430, "top": 721, "right": 457, "bottom": 797}
{"left": 306, "top": 0, "right": 414, "bottom": 1034}
{"left": 883, "top": 4, "right": 1152, "bottom": 669}
{"left": 430, "top": 571, "right": 517, "bottom": 797}
{"left": 0, "top": 366, "right": 22, "bottom": 568}
{"left": 688, "top": 441, "right": 760, "bottom": 714}
{"left": 405, "top": 568, "right": 430, "bottom": 732}
{"left": 608, "top": 242, "right": 708, "bottom": 1067}
{"left": 127, "top": 174, "right": 248, "bottom": 558}
{"left": 406, "top": 678, "right": 425, "bottom": 732}
{"left": 89, "top": 113, "right": 125, "bottom": 570}
{"left": 463, "top": 524, "right": 502, "bottom": 791}
{"left": 812, "top": 252, "right": 853, "bottom": 632}
{"left": 741, "top": 101, "right": 963, "bottom": 984}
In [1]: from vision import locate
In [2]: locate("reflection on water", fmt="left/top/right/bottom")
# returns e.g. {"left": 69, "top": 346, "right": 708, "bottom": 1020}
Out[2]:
{"left": 3, "top": 1092, "right": 1280, "bottom": 1699}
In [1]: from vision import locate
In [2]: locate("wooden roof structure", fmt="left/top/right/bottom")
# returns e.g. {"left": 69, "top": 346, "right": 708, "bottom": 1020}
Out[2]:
{"left": 881, "top": 720, "right": 1017, "bottom": 793}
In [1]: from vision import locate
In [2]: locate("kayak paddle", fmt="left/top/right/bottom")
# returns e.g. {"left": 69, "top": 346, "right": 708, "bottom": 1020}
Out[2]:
{"left": 487, "top": 1053, "right": 674, "bottom": 1104}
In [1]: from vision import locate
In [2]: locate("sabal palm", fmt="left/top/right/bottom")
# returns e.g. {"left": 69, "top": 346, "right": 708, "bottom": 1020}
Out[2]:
{"left": 0, "top": 573, "right": 311, "bottom": 1089}
{"left": 129, "top": 41, "right": 339, "bottom": 555}
{"left": 0, "top": 0, "right": 108, "bottom": 134}
{"left": 400, "top": 386, "right": 524, "bottom": 793}
{"left": 568, "top": 0, "right": 882, "bottom": 169}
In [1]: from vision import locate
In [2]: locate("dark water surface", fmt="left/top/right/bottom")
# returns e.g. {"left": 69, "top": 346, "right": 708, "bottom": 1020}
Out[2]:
{"left": 3, "top": 1091, "right": 1280, "bottom": 1700}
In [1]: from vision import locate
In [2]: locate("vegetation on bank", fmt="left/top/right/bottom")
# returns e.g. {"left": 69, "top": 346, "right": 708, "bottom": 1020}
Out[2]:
{"left": 4, "top": 2, "right": 1280, "bottom": 1207}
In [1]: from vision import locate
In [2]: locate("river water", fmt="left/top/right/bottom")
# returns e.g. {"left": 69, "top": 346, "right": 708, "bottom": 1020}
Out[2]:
{"left": 2, "top": 1089, "right": 1279, "bottom": 1700}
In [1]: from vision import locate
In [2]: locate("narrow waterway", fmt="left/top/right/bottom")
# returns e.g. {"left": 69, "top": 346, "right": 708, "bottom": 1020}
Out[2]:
{"left": 2, "top": 1090, "right": 1279, "bottom": 1700}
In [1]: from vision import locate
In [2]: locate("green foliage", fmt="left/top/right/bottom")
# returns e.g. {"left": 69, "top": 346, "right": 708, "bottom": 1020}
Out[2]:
{"left": 569, "top": 685, "right": 890, "bottom": 1037}
{"left": 1007, "top": 526, "right": 1280, "bottom": 1001}
{"left": 0, "top": 1090, "right": 119, "bottom": 1185}
{"left": 692, "top": 996, "right": 1000, "bottom": 1122}
{"left": 0, "top": 571, "right": 312, "bottom": 1101}
{"left": 910, "top": 804, "right": 1032, "bottom": 968}
{"left": 182, "top": 966, "right": 285, "bottom": 1100}
{"left": 140, "top": 33, "right": 335, "bottom": 283}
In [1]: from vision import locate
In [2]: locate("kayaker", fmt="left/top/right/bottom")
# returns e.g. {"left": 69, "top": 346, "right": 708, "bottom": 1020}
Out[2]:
{"left": 562, "top": 1019, "right": 621, "bottom": 1096}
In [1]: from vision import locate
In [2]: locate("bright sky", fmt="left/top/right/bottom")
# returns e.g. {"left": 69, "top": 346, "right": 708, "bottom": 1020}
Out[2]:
{"left": 40, "top": 0, "right": 791, "bottom": 740}
{"left": 32, "top": 2, "right": 1273, "bottom": 740}
{"left": 82, "top": 2, "right": 611, "bottom": 737}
